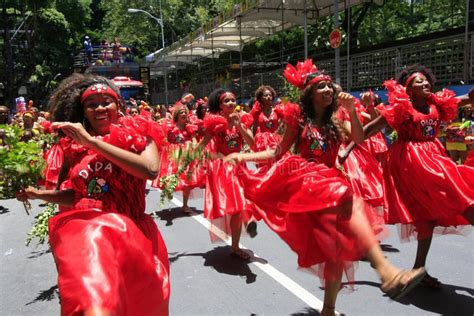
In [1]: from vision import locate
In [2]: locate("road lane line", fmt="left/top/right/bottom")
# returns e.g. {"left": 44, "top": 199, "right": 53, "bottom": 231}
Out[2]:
{"left": 157, "top": 192, "right": 339, "bottom": 314}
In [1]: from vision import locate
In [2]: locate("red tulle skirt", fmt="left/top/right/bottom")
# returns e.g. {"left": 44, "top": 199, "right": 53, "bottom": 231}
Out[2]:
{"left": 43, "top": 144, "right": 64, "bottom": 189}
{"left": 236, "top": 155, "right": 377, "bottom": 285}
{"left": 342, "top": 143, "right": 386, "bottom": 238}
{"left": 204, "top": 159, "right": 255, "bottom": 238}
{"left": 383, "top": 140, "right": 474, "bottom": 241}
{"left": 151, "top": 144, "right": 206, "bottom": 191}
{"left": 48, "top": 209, "right": 170, "bottom": 316}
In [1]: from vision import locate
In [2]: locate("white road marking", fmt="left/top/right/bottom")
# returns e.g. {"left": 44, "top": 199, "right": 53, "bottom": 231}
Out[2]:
{"left": 149, "top": 184, "right": 340, "bottom": 315}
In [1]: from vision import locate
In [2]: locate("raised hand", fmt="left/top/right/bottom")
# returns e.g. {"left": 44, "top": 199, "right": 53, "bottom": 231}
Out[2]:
{"left": 360, "top": 91, "right": 375, "bottom": 108}
{"left": 229, "top": 112, "right": 241, "bottom": 127}
{"left": 51, "top": 122, "right": 94, "bottom": 147}
{"left": 338, "top": 92, "right": 355, "bottom": 112}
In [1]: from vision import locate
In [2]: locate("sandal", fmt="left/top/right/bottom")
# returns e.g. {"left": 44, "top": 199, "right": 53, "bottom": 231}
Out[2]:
{"left": 420, "top": 273, "right": 442, "bottom": 289}
{"left": 381, "top": 267, "right": 426, "bottom": 300}
{"left": 230, "top": 248, "right": 250, "bottom": 260}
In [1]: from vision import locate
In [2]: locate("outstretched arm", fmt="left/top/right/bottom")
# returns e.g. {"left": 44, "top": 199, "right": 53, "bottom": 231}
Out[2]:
{"left": 16, "top": 187, "right": 75, "bottom": 206}
{"left": 224, "top": 123, "right": 296, "bottom": 164}
{"left": 338, "top": 115, "right": 388, "bottom": 163}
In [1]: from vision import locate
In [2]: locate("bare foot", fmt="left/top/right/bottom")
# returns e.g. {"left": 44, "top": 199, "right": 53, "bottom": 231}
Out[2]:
{"left": 230, "top": 248, "right": 250, "bottom": 260}
{"left": 182, "top": 206, "right": 192, "bottom": 214}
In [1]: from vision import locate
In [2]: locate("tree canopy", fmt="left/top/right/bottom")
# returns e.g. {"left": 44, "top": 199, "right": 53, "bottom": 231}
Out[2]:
{"left": 0, "top": 0, "right": 466, "bottom": 107}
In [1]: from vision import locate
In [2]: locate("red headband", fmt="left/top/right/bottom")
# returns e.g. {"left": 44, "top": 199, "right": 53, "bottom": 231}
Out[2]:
{"left": 404, "top": 72, "right": 425, "bottom": 88}
{"left": 81, "top": 83, "right": 119, "bottom": 104}
{"left": 219, "top": 92, "right": 236, "bottom": 104}
{"left": 306, "top": 74, "right": 332, "bottom": 88}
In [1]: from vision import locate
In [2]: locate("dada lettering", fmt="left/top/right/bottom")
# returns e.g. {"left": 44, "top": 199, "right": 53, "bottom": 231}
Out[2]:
{"left": 78, "top": 161, "right": 113, "bottom": 180}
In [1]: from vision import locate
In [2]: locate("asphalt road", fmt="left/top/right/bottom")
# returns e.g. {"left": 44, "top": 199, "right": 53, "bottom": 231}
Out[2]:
{"left": 1, "top": 186, "right": 473, "bottom": 316}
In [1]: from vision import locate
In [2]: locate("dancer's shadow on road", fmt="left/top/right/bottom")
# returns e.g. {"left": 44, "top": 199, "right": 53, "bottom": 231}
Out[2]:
{"left": 27, "top": 248, "right": 51, "bottom": 259}
{"left": 397, "top": 283, "right": 474, "bottom": 315}
{"left": 346, "top": 280, "right": 474, "bottom": 315}
{"left": 168, "top": 246, "right": 267, "bottom": 284}
{"left": 26, "top": 285, "right": 59, "bottom": 305}
{"left": 0, "top": 205, "right": 9, "bottom": 214}
{"left": 380, "top": 243, "right": 400, "bottom": 253}
{"left": 153, "top": 207, "right": 203, "bottom": 226}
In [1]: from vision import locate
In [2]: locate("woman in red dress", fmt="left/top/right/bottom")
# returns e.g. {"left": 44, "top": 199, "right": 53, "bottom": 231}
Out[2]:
{"left": 152, "top": 105, "right": 204, "bottom": 212}
{"left": 249, "top": 85, "right": 284, "bottom": 167}
{"left": 17, "top": 74, "right": 170, "bottom": 316}
{"left": 341, "top": 65, "right": 474, "bottom": 289}
{"left": 199, "top": 88, "right": 256, "bottom": 260}
{"left": 225, "top": 60, "right": 425, "bottom": 316}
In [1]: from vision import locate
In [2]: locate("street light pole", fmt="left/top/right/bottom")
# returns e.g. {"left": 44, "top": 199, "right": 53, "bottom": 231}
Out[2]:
{"left": 158, "top": 0, "right": 168, "bottom": 106}
{"left": 127, "top": 6, "right": 169, "bottom": 106}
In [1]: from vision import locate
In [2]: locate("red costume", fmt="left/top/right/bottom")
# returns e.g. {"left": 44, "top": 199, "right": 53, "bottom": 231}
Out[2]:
{"left": 151, "top": 120, "right": 205, "bottom": 191}
{"left": 376, "top": 80, "right": 474, "bottom": 241}
{"left": 48, "top": 116, "right": 170, "bottom": 315}
{"left": 236, "top": 102, "right": 379, "bottom": 286}
{"left": 249, "top": 101, "right": 285, "bottom": 166}
{"left": 337, "top": 102, "right": 386, "bottom": 236}
{"left": 203, "top": 113, "right": 255, "bottom": 238}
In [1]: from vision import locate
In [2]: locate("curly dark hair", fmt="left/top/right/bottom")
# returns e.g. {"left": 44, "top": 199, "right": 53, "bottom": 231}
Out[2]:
{"left": 208, "top": 88, "right": 228, "bottom": 114}
{"left": 254, "top": 85, "right": 276, "bottom": 104}
{"left": 47, "top": 73, "right": 121, "bottom": 130}
{"left": 196, "top": 102, "right": 208, "bottom": 120}
{"left": 396, "top": 64, "right": 436, "bottom": 88}
{"left": 299, "top": 72, "right": 347, "bottom": 142}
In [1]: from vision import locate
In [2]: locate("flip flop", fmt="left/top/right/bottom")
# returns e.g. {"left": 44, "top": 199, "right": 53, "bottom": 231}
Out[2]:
{"left": 381, "top": 267, "right": 426, "bottom": 300}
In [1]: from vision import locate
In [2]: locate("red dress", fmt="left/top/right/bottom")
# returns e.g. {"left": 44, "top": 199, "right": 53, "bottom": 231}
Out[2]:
{"left": 337, "top": 103, "right": 386, "bottom": 236}
{"left": 43, "top": 143, "right": 64, "bottom": 189}
{"left": 465, "top": 150, "right": 474, "bottom": 167}
{"left": 236, "top": 103, "right": 378, "bottom": 286}
{"left": 151, "top": 122, "right": 205, "bottom": 191}
{"left": 376, "top": 80, "right": 474, "bottom": 241}
{"left": 48, "top": 117, "right": 170, "bottom": 316}
{"left": 203, "top": 113, "right": 255, "bottom": 239}
{"left": 250, "top": 102, "right": 284, "bottom": 151}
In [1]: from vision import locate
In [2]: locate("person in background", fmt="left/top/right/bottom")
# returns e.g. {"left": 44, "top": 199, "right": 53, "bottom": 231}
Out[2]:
{"left": 83, "top": 35, "right": 93, "bottom": 65}
{"left": 0, "top": 106, "right": 10, "bottom": 125}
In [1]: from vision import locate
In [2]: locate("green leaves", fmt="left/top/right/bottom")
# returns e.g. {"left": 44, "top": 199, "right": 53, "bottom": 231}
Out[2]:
{"left": 25, "top": 203, "right": 58, "bottom": 246}
{"left": 159, "top": 139, "right": 209, "bottom": 206}
{"left": 0, "top": 125, "right": 54, "bottom": 200}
